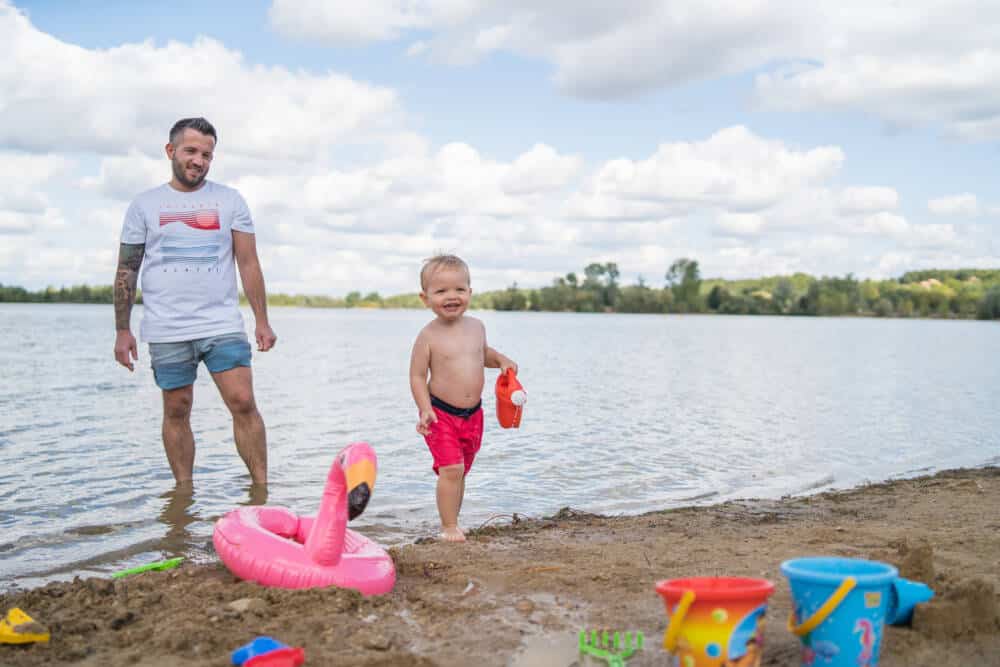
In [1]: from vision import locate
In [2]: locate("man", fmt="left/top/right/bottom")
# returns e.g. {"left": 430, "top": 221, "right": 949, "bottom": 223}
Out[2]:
{"left": 113, "top": 117, "right": 276, "bottom": 486}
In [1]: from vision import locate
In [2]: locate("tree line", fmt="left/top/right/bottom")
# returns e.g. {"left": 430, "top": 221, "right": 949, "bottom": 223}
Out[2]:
{"left": 4, "top": 261, "right": 1000, "bottom": 319}
{"left": 0, "top": 284, "right": 126, "bottom": 304}
{"left": 479, "top": 261, "right": 1000, "bottom": 320}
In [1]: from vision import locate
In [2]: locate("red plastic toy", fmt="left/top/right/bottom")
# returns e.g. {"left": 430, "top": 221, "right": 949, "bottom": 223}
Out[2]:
{"left": 495, "top": 368, "right": 526, "bottom": 429}
{"left": 245, "top": 647, "right": 305, "bottom": 667}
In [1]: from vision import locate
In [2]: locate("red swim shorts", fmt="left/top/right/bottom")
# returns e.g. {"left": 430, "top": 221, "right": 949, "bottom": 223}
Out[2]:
{"left": 424, "top": 402, "right": 484, "bottom": 475}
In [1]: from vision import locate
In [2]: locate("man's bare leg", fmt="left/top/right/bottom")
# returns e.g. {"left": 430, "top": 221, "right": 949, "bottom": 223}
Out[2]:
{"left": 162, "top": 385, "right": 195, "bottom": 484}
{"left": 211, "top": 366, "right": 267, "bottom": 485}
{"left": 436, "top": 463, "right": 466, "bottom": 542}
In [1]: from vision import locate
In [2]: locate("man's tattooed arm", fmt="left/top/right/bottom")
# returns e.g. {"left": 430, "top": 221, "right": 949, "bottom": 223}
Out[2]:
{"left": 114, "top": 243, "right": 145, "bottom": 330}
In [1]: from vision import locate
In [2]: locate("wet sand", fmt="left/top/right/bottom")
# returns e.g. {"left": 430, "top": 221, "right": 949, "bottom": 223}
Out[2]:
{"left": 2, "top": 467, "right": 998, "bottom": 666}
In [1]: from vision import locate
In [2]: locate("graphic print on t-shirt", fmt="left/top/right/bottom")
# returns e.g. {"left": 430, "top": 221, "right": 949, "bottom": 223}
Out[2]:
{"left": 159, "top": 209, "right": 221, "bottom": 230}
{"left": 159, "top": 208, "right": 221, "bottom": 268}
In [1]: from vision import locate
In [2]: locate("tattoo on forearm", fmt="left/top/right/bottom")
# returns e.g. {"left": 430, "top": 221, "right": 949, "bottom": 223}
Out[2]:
{"left": 114, "top": 243, "right": 145, "bottom": 330}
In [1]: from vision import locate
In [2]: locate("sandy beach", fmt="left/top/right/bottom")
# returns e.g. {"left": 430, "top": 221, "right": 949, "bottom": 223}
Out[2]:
{"left": 2, "top": 466, "right": 997, "bottom": 667}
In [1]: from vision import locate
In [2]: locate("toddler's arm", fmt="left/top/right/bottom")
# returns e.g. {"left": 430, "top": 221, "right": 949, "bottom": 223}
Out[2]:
{"left": 409, "top": 331, "right": 437, "bottom": 436}
{"left": 485, "top": 345, "right": 517, "bottom": 374}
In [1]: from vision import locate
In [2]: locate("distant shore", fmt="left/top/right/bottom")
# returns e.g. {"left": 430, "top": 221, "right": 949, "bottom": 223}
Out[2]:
{"left": 2, "top": 466, "right": 997, "bottom": 666}
{"left": 3, "top": 294, "right": 999, "bottom": 321}
{"left": 4, "top": 265, "right": 1000, "bottom": 319}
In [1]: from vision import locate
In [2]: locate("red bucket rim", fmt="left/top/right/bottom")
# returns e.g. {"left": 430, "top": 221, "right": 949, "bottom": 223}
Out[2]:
{"left": 655, "top": 576, "right": 775, "bottom": 602}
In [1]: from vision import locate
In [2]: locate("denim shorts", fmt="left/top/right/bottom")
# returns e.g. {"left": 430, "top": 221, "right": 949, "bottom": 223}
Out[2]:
{"left": 148, "top": 332, "right": 252, "bottom": 390}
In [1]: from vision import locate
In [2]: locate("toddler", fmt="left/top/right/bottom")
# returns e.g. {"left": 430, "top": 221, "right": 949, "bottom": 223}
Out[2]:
{"left": 408, "top": 255, "right": 517, "bottom": 542}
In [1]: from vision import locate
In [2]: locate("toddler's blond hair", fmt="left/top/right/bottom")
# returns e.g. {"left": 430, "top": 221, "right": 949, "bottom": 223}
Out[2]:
{"left": 420, "top": 254, "right": 470, "bottom": 291}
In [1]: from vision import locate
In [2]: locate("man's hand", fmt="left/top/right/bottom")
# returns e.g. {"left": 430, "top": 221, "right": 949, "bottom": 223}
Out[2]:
{"left": 416, "top": 409, "right": 437, "bottom": 436}
{"left": 255, "top": 323, "right": 277, "bottom": 352}
{"left": 114, "top": 330, "right": 138, "bottom": 371}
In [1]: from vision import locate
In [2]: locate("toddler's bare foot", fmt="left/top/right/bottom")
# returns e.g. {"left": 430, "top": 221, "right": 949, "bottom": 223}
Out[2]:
{"left": 439, "top": 526, "right": 466, "bottom": 542}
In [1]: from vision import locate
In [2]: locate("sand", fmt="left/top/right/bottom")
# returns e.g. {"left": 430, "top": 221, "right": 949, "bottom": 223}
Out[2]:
{"left": 2, "top": 467, "right": 998, "bottom": 667}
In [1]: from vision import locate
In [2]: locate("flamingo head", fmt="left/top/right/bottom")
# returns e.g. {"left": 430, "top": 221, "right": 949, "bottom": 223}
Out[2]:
{"left": 339, "top": 442, "right": 377, "bottom": 520}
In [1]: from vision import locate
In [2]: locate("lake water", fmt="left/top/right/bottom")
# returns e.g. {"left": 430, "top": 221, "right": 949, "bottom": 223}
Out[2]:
{"left": 1, "top": 303, "right": 998, "bottom": 590}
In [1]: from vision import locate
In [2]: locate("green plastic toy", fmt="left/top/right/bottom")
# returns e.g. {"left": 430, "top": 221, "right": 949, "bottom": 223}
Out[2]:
{"left": 578, "top": 629, "right": 644, "bottom": 667}
{"left": 111, "top": 557, "right": 184, "bottom": 579}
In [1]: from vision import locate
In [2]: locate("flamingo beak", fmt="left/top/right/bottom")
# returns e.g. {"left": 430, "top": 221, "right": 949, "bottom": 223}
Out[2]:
{"left": 345, "top": 458, "right": 376, "bottom": 520}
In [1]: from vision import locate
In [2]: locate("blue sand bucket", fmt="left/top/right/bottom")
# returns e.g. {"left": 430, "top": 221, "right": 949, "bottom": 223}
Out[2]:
{"left": 887, "top": 577, "right": 934, "bottom": 625}
{"left": 780, "top": 557, "right": 933, "bottom": 667}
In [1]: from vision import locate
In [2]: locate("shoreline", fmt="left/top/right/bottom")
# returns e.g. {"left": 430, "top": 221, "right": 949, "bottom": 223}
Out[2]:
{"left": 2, "top": 467, "right": 998, "bottom": 666}
{"left": 3, "top": 300, "right": 998, "bottom": 323}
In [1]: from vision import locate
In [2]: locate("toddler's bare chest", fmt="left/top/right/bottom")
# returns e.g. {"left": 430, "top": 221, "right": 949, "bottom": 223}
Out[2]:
{"left": 432, "top": 337, "right": 483, "bottom": 364}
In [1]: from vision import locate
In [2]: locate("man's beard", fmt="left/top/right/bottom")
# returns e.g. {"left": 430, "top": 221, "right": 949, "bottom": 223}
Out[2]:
{"left": 171, "top": 157, "right": 207, "bottom": 189}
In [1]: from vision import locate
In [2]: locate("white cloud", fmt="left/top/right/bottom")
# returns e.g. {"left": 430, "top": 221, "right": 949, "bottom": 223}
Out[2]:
{"left": 751, "top": 2, "right": 1000, "bottom": 141}
{"left": 838, "top": 186, "right": 899, "bottom": 215}
{"left": 242, "top": 141, "right": 582, "bottom": 240}
{"left": 502, "top": 144, "right": 582, "bottom": 195}
{"left": 908, "top": 223, "right": 958, "bottom": 247}
{"left": 575, "top": 221, "right": 678, "bottom": 249}
{"left": 876, "top": 251, "right": 915, "bottom": 277}
{"left": 928, "top": 193, "right": 980, "bottom": 217}
{"left": 704, "top": 245, "right": 802, "bottom": 279}
{"left": 784, "top": 235, "right": 851, "bottom": 256}
{"left": 269, "top": 1, "right": 807, "bottom": 95}
{"left": 0, "top": 3, "right": 399, "bottom": 159}
{"left": 755, "top": 48, "right": 1000, "bottom": 141}
{"left": 83, "top": 152, "right": 166, "bottom": 201}
{"left": 0, "top": 207, "right": 64, "bottom": 235}
{"left": 861, "top": 212, "right": 910, "bottom": 237}
{"left": 269, "top": 0, "right": 433, "bottom": 44}
{"left": 566, "top": 126, "right": 843, "bottom": 221}
{"left": 756, "top": 188, "right": 839, "bottom": 231}
{"left": 84, "top": 206, "right": 132, "bottom": 243}
{"left": 860, "top": 212, "right": 957, "bottom": 248}
{"left": 715, "top": 213, "right": 765, "bottom": 237}
{"left": 0, "top": 151, "right": 73, "bottom": 213}
{"left": 268, "top": 1, "right": 1000, "bottom": 140}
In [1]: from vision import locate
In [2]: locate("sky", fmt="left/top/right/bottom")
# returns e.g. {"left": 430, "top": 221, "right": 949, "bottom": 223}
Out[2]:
{"left": 2, "top": 0, "right": 998, "bottom": 296}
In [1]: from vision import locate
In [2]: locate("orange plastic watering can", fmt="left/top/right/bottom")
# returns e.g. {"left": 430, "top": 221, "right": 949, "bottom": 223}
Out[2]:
{"left": 495, "top": 368, "right": 526, "bottom": 429}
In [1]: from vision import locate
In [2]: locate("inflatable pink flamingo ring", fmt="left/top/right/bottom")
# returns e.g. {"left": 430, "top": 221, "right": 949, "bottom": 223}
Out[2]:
{"left": 213, "top": 442, "right": 396, "bottom": 594}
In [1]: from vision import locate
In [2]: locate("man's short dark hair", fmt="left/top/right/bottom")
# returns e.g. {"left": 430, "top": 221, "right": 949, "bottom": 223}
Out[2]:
{"left": 169, "top": 117, "right": 217, "bottom": 145}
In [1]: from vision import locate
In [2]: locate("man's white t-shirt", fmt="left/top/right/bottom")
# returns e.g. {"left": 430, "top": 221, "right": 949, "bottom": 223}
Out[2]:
{"left": 120, "top": 181, "right": 254, "bottom": 343}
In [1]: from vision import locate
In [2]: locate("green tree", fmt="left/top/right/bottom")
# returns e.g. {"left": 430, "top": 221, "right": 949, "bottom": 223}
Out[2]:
{"left": 582, "top": 263, "right": 604, "bottom": 287}
{"left": 873, "top": 298, "right": 894, "bottom": 317}
{"left": 617, "top": 284, "right": 663, "bottom": 313}
{"left": 492, "top": 283, "right": 527, "bottom": 311}
{"left": 527, "top": 289, "right": 542, "bottom": 311}
{"left": 979, "top": 287, "right": 1000, "bottom": 319}
{"left": 603, "top": 262, "right": 620, "bottom": 309}
{"left": 706, "top": 285, "right": 728, "bottom": 311}
{"left": 578, "top": 264, "right": 608, "bottom": 311}
{"left": 860, "top": 281, "right": 880, "bottom": 312}
{"left": 666, "top": 258, "right": 702, "bottom": 311}
{"left": 772, "top": 279, "right": 794, "bottom": 313}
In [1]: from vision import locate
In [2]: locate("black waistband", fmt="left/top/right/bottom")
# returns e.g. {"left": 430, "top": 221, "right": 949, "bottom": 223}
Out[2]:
{"left": 431, "top": 394, "right": 482, "bottom": 418}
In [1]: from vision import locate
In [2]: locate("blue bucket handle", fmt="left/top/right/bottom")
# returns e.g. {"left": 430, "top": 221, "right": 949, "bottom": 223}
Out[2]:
{"left": 787, "top": 576, "right": 856, "bottom": 637}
